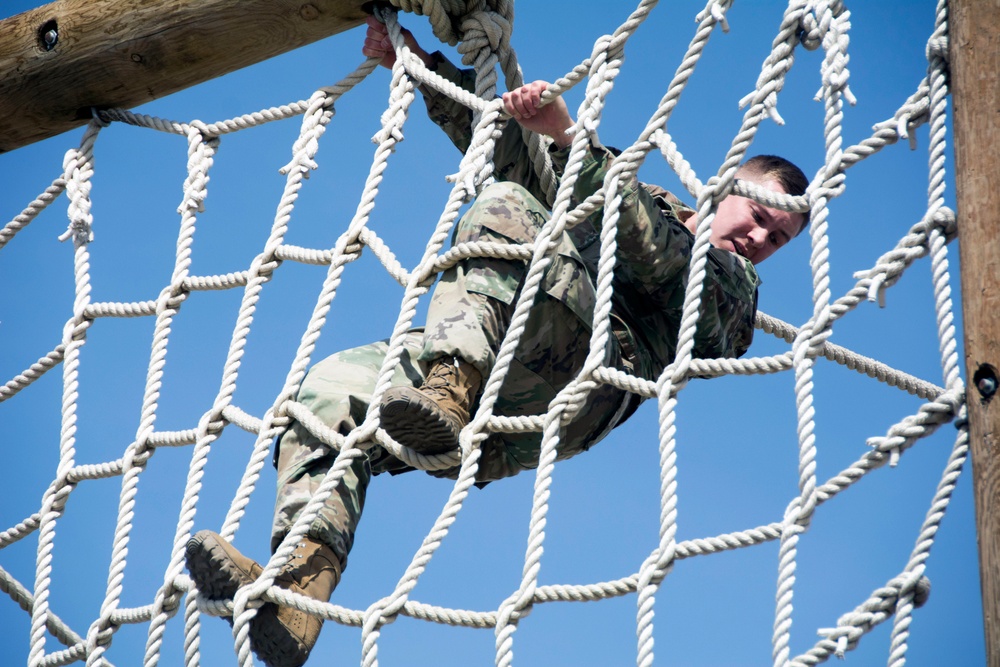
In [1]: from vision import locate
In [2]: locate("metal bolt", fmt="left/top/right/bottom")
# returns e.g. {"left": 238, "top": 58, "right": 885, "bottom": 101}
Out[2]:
{"left": 38, "top": 20, "right": 59, "bottom": 51}
{"left": 978, "top": 375, "right": 997, "bottom": 399}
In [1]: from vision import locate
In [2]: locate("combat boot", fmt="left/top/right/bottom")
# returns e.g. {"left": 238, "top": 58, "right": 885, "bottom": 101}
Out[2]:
{"left": 186, "top": 530, "right": 342, "bottom": 667}
{"left": 380, "top": 356, "right": 483, "bottom": 454}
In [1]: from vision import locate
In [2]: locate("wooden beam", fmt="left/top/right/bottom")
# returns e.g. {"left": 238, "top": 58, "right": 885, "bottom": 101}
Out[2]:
{"left": 951, "top": 0, "right": 1000, "bottom": 664}
{"left": 0, "top": 0, "right": 372, "bottom": 153}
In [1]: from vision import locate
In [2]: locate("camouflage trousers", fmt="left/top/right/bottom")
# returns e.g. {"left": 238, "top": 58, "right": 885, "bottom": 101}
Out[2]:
{"left": 271, "top": 182, "right": 639, "bottom": 567}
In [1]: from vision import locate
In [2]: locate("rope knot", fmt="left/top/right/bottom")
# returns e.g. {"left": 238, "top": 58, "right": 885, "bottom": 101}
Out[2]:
{"left": 156, "top": 283, "right": 189, "bottom": 314}
{"left": 462, "top": 10, "right": 509, "bottom": 51}
{"left": 49, "top": 479, "right": 76, "bottom": 514}
{"left": 702, "top": 173, "right": 736, "bottom": 206}
{"left": 187, "top": 119, "right": 216, "bottom": 140}
{"left": 553, "top": 379, "right": 597, "bottom": 425}
{"left": 811, "top": 170, "right": 846, "bottom": 203}
{"left": 373, "top": 110, "right": 406, "bottom": 145}
{"left": 90, "top": 107, "right": 112, "bottom": 128}
{"left": 63, "top": 316, "right": 91, "bottom": 345}
{"left": 445, "top": 170, "right": 481, "bottom": 203}
{"left": 926, "top": 35, "right": 949, "bottom": 63}
{"left": 132, "top": 444, "right": 155, "bottom": 467}
{"left": 178, "top": 121, "right": 220, "bottom": 215}
{"left": 695, "top": 0, "right": 734, "bottom": 33}
{"left": 808, "top": 3, "right": 856, "bottom": 105}
{"left": 362, "top": 596, "right": 401, "bottom": 634}
{"left": 892, "top": 573, "right": 932, "bottom": 609}
{"left": 57, "top": 214, "right": 94, "bottom": 245}
{"left": 160, "top": 588, "right": 184, "bottom": 613}
{"left": 253, "top": 250, "right": 283, "bottom": 280}
{"left": 87, "top": 622, "right": 117, "bottom": 649}
{"left": 934, "top": 386, "right": 964, "bottom": 416}
{"left": 384, "top": 0, "right": 462, "bottom": 46}
{"left": 932, "top": 205, "right": 957, "bottom": 240}
{"left": 799, "top": 0, "right": 847, "bottom": 49}
{"left": 591, "top": 31, "right": 626, "bottom": 68}
{"left": 271, "top": 408, "right": 292, "bottom": 429}
{"left": 456, "top": 10, "right": 510, "bottom": 67}
{"left": 798, "top": 18, "right": 823, "bottom": 51}
{"left": 59, "top": 144, "right": 97, "bottom": 245}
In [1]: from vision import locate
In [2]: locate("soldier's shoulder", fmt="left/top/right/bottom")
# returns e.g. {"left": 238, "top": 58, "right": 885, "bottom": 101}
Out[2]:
{"left": 640, "top": 182, "right": 693, "bottom": 213}
{"left": 707, "top": 247, "right": 760, "bottom": 305}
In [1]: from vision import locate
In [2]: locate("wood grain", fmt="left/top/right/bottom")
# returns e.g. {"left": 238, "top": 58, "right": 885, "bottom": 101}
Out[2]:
{"left": 951, "top": 0, "right": 1000, "bottom": 663}
{"left": 0, "top": 0, "right": 371, "bottom": 152}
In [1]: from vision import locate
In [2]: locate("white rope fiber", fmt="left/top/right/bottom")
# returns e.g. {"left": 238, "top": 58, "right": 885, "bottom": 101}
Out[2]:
{"left": 0, "top": 1, "right": 969, "bottom": 665}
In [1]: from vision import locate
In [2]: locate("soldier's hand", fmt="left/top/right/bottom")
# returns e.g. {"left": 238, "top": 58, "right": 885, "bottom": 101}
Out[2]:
{"left": 362, "top": 16, "right": 397, "bottom": 68}
{"left": 362, "top": 16, "right": 434, "bottom": 70}
{"left": 502, "top": 81, "right": 574, "bottom": 148}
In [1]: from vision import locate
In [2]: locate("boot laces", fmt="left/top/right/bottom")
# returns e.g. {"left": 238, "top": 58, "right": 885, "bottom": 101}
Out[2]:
{"left": 421, "top": 358, "right": 467, "bottom": 405}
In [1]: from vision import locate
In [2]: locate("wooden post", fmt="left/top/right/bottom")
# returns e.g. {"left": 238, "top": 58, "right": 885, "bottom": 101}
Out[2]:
{"left": 0, "top": 0, "right": 372, "bottom": 153}
{"left": 951, "top": 0, "right": 1000, "bottom": 664}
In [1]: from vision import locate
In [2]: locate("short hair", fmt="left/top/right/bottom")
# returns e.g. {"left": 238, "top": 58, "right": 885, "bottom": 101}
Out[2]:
{"left": 736, "top": 154, "right": 810, "bottom": 233}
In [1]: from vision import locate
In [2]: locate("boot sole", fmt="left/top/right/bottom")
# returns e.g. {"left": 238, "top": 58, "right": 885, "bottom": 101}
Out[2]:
{"left": 380, "top": 387, "right": 461, "bottom": 454}
{"left": 186, "top": 532, "right": 310, "bottom": 667}
{"left": 185, "top": 531, "right": 256, "bottom": 606}
{"left": 247, "top": 606, "right": 311, "bottom": 667}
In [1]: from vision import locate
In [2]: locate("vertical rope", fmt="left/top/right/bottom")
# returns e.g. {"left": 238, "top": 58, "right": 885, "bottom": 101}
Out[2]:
{"left": 29, "top": 117, "right": 104, "bottom": 667}
{"left": 887, "top": 1, "right": 956, "bottom": 663}
{"left": 141, "top": 121, "right": 221, "bottom": 667}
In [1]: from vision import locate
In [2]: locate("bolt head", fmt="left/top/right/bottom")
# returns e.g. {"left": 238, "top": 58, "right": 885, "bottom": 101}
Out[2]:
{"left": 978, "top": 376, "right": 997, "bottom": 397}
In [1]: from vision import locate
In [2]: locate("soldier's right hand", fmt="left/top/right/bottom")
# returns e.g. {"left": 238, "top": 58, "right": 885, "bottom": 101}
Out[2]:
{"left": 503, "top": 82, "right": 575, "bottom": 149}
{"left": 363, "top": 15, "right": 435, "bottom": 71}
{"left": 362, "top": 16, "right": 398, "bottom": 68}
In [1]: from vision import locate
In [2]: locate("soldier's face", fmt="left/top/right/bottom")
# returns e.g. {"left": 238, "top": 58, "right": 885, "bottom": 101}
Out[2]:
{"left": 710, "top": 178, "right": 804, "bottom": 264}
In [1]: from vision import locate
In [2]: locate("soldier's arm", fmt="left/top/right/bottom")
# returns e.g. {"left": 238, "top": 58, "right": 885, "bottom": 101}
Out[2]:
{"left": 363, "top": 20, "right": 571, "bottom": 201}
{"left": 412, "top": 53, "right": 479, "bottom": 153}
{"left": 555, "top": 140, "right": 759, "bottom": 358}
{"left": 363, "top": 17, "right": 479, "bottom": 152}
{"left": 416, "top": 60, "right": 569, "bottom": 203}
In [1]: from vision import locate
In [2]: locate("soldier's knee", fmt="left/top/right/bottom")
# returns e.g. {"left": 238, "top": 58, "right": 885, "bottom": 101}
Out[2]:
{"left": 476, "top": 181, "right": 546, "bottom": 216}
{"left": 478, "top": 180, "right": 531, "bottom": 202}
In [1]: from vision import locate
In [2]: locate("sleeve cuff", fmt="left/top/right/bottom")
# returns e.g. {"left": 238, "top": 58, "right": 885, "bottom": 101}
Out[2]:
{"left": 550, "top": 139, "right": 641, "bottom": 209}
{"left": 547, "top": 142, "right": 570, "bottom": 172}
{"left": 428, "top": 51, "right": 459, "bottom": 78}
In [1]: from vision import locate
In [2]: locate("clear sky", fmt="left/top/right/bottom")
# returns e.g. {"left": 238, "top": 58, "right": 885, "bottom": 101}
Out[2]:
{"left": 1, "top": 1, "right": 985, "bottom": 666}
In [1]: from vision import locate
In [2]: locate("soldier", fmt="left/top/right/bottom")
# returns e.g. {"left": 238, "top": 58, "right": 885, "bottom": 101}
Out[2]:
{"left": 184, "top": 17, "right": 809, "bottom": 667}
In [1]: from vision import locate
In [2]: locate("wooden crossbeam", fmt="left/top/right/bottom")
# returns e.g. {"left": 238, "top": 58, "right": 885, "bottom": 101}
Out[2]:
{"left": 0, "top": 0, "right": 371, "bottom": 153}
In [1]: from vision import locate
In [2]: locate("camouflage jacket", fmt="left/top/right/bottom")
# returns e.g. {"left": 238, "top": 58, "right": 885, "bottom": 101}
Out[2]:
{"left": 418, "top": 54, "right": 760, "bottom": 379}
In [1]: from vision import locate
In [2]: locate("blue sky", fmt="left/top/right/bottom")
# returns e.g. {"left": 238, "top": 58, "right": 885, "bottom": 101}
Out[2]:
{"left": 1, "top": 1, "right": 984, "bottom": 666}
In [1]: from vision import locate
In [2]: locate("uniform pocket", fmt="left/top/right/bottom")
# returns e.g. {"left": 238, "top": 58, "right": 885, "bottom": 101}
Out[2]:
{"left": 540, "top": 244, "right": 596, "bottom": 332}
{"left": 456, "top": 181, "right": 597, "bottom": 329}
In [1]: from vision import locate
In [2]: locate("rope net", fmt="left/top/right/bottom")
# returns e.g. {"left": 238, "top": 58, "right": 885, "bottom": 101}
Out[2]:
{"left": 0, "top": 0, "right": 973, "bottom": 665}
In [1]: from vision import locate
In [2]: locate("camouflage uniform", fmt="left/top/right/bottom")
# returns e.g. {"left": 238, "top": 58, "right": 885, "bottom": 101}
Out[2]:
{"left": 271, "top": 54, "right": 761, "bottom": 568}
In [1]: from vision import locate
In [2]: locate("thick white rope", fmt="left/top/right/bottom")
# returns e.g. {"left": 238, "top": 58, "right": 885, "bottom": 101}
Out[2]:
{"left": 774, "top": 3, "right": 849, "bottom": 663}
{"left": 29, "top": 117, "right": 103, "bottom": 667}
{"left": 2, "top": 1, "right": 968, "bottom": 665}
